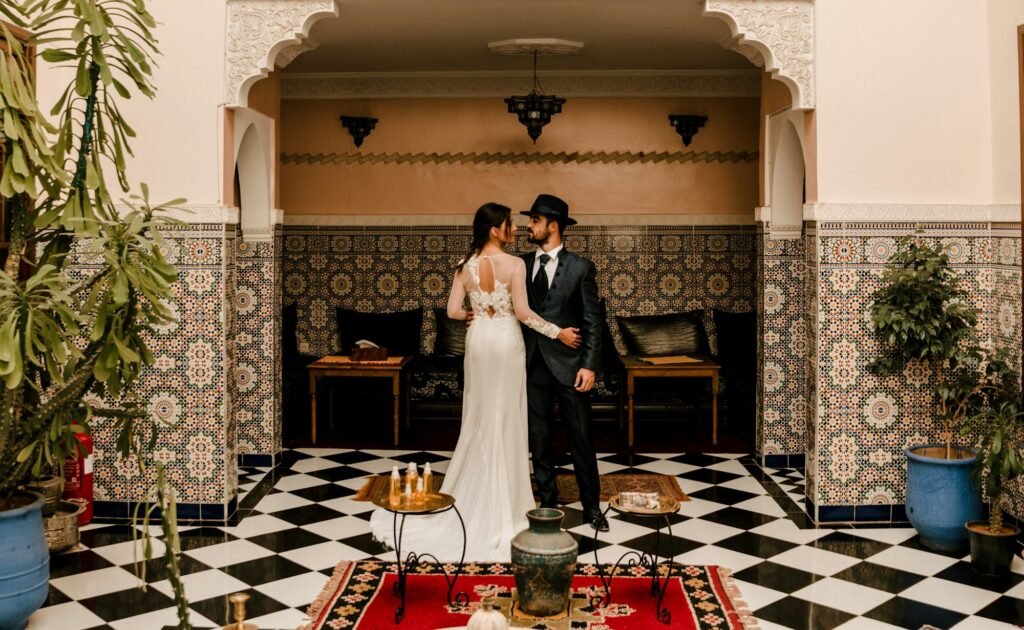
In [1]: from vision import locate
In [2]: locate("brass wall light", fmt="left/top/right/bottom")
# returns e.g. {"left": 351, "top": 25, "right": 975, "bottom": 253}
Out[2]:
{"left": 668, "top": 115, "right": 707, "bottom": 147}
{"left": 339, "top": 116, "right": 378, "bottom": 148}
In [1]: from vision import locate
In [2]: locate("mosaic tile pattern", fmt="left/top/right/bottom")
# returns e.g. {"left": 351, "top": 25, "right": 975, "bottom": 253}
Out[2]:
{"left": 810, "top": 223, "right": 1022, "bottom": 512}
{"left": 804, "top": 224, "right": 820, "bottom": 510}
{"left": 757, "top": 225, "right": 808, "bottom": 457}
{"left": 234, "top": 235, "right": 283, "bottom": 457}
{"left": 75, "top": 224, "right": 236, "bottom": 505}
{"left": 224, "top": 230, "right": 239, "bottom": 504}
{"left": 991, "top": 224, "right": 1024, "bottom": 520}
{"left": 279, "top": 224, "right": 757, "bottom": 359}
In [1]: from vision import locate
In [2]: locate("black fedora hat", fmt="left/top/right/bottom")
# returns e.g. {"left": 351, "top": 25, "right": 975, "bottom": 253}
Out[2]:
{"left": 520, "top": 193, "right": 577, "bottom": 226}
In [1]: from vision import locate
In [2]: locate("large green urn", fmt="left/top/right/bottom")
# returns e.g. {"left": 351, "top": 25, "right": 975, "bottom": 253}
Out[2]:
{"left": 510, "top": 508, "right": 578, "bottom": 617}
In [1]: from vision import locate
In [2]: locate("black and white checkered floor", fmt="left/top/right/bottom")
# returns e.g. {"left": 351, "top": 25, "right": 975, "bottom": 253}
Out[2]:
{"left": 32, "top": 449, "right": 1024, "bottom": 629}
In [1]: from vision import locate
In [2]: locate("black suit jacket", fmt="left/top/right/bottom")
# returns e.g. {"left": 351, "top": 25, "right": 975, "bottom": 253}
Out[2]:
{"left": 521, "top": 249, "right": 603, "bottom": 387}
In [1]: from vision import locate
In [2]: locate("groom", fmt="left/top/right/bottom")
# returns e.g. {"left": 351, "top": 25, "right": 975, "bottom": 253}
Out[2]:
{"left": 521, "top": 194, "right": 609, "bottom": 532}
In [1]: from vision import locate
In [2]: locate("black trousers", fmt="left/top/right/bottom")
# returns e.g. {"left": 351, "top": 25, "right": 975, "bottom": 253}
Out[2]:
{"left": 527, "top": 352, "right": 601, "bottom": 515}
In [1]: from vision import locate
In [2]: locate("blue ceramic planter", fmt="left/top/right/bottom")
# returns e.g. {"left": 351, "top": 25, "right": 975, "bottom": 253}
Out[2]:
{"left": 905, "top": 445, "right": 981, "bottom": 552}
{"left": 0, "top": 492, "right": 49, "bottom": 630}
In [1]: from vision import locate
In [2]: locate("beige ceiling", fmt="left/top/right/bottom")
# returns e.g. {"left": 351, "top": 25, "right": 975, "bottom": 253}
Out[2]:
{"left": 283, "top": 0, "right": 754, "bottom": 74}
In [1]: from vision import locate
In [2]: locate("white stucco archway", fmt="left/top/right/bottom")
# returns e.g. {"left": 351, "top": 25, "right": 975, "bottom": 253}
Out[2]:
{"left": 766, "top": 113, "right": 807, "bottom": 239}
{"left": 232, "top": 110, "right": 276, "bottom": 240}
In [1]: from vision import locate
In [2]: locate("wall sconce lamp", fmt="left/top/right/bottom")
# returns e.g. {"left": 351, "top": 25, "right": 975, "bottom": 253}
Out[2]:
{"left": 339, "top": 116, "right": 378, "bottom": 148}
{"left": 668, "top": 115, "right": 708, "bottom": 147}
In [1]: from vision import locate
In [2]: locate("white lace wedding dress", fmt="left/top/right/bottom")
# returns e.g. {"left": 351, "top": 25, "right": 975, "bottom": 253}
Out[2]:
{"left": 369, "top": 253, "right": 561, "bottom": 562}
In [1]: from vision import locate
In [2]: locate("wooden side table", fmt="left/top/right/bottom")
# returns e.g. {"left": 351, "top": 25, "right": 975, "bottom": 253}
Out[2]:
{"left": 619, "top": 355, "right": 720, "bottom": 447}
{"left": 307, "top": 355, "right": 413, "bottom": 445}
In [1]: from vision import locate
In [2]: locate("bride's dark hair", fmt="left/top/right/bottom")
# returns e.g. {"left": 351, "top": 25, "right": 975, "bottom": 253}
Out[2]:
{"left": 457, "top": 202, "right": 512, "bottom": 272}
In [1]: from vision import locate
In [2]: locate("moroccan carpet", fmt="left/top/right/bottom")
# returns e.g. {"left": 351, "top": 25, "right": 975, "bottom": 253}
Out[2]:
{"left": 302, "top": 560, "right": 755, "bottom": 630}
{"left": 354, "top": 472, "right": 689, "bottom": 504}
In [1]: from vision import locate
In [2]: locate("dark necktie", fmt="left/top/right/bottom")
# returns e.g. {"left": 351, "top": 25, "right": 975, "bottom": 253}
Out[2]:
{"left": 533, "top": 253, "right": 551, "bottom": 302}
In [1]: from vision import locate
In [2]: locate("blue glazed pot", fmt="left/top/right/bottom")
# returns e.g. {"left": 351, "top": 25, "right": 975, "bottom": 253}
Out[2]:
{"left": 905, "top": 445, "right": 981, "bottom": 553}
{"left": 511, "top": 508, "right": 578, "bottom": 617}
{"left": 0, "top": 492, "right": 49, "bottom": 630}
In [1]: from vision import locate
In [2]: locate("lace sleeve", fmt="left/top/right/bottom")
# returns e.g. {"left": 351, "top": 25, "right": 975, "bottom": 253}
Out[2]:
{"left": 510, "top": 258, "right": 560, "bottom": 339}
{"left": 446, "top": 267, "right": 469, "bottom": 320}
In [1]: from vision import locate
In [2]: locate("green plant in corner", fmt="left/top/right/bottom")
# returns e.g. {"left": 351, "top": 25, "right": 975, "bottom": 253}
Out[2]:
{"left": 867, "top": 233, "right": 991, "bottom": 457}
{"left": 0, "top": 1, "right": 190, "bottom": 627}
{"left": 961, "top": 399, "right": 1024, "bottom": 534}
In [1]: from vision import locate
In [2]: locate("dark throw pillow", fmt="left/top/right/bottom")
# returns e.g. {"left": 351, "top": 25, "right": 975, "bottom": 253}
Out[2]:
{"left": 616, "top": 310, "right": 708, "bottom": 356}
{"left": 433, "top": 307, "right": 467, "bottom": 358}
{"left": 336, "top": 306, "right": 424, "bottom": 357}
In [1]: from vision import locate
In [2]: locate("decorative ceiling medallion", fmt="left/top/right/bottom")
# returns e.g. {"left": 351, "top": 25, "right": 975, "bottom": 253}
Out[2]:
{"left": 488, "top": 38, "right": 584, "bottom": 57}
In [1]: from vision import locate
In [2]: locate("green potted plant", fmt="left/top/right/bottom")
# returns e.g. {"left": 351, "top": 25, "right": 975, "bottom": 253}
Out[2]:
{"left": 868, "top": 234, "right": 989, "bottom": 551}
{"left": 0, "top": 2, "right": 190, "bottom": 627}
{"left": 961, "top": 397, "right": 1023, "bottom": 575}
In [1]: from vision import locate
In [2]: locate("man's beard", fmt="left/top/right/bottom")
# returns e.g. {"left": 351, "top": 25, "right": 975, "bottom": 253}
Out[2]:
{"left": 527, "top": 230, "right": 547, "bottom": 245}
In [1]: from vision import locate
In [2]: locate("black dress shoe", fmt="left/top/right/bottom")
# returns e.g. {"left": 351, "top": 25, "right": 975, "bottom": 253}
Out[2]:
{"left": 589, "top": 512, "right": 610, "bottom": 532}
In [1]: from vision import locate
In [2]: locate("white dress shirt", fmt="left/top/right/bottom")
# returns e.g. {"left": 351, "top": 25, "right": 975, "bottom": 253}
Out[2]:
{"left": 531, "top": 244, "right": 563, "bottom": 289}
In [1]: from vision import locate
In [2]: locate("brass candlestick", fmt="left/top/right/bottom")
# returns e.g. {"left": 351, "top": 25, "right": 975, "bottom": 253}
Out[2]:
{"left": 221, "top": 592, "right": 257, "bottom": 630}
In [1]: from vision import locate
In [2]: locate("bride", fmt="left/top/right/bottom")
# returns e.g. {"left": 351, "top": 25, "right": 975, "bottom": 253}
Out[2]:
{"left": 369, "top": 202, "right": 580, "bottom": 562}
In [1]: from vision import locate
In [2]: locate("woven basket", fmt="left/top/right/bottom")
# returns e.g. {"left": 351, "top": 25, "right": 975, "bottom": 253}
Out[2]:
{"left": 43, "top": 500, "right": 86, "bottom": 553}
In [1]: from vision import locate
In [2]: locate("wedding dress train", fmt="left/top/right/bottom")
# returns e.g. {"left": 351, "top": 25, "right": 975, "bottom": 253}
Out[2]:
{"left": 369, "top": 253, "right": 560, "bottom": 561}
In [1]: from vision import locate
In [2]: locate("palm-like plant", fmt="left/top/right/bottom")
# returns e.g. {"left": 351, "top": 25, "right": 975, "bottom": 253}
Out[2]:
{"left": 961, "top": 400, "right": 1024, "bottom": 533}
{"left": 1, "top": 3, "right": 191, "bottom": 627}
{"left": 0, "top": 1, "right": 180, "bottom": 499}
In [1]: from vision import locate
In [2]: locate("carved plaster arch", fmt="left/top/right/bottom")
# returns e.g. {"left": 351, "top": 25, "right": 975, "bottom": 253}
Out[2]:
{"left": 703, "top": 0, "right": 815, "bottom": 110}
{"left": 224, "top": 0, "right": 814, "bottom": 109}
{"left": 225, "top": 0, "right": 340, "bottom": 107}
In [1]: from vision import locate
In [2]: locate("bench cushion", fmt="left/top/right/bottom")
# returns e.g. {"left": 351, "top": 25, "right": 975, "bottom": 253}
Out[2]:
{"left": 616, "top": 310, "right": 709, "bottom": 356}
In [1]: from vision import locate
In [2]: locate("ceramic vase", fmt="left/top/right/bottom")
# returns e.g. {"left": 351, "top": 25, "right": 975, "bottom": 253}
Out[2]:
{"left": 510, "top": 508, "right": 578, "bottom": 617}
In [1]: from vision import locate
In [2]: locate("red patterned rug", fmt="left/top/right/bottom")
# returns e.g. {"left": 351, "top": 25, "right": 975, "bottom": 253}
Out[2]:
{"left": 302, "top": 560, "right": 755, "bottom": 630}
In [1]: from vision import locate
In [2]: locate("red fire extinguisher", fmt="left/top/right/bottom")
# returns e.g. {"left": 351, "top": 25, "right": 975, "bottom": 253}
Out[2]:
{"left": 62, "top": 430, "right": 94, "bottom": 525}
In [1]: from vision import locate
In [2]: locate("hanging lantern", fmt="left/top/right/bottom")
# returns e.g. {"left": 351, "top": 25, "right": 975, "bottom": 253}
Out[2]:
{"left": 504, "top": 50, "right": 565, "bottom": 143}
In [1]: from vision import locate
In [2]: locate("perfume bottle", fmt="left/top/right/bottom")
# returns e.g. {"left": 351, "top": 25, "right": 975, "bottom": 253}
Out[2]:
{"left": 389, "top": 466, "right": 401, "bottom": 506}
{"left": 405, "top": 462, "right": 418, "bottom": 496}
{"left": 415, "top": 477, "right": 424, "bottom": 499}
{"left": 422, "top": 462, "right": 433, "bottom": 496}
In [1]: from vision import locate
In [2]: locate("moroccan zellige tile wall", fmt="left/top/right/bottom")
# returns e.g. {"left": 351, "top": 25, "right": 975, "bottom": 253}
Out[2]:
{"left": 809, "top": 222, "right": 1023, "bottom": 515}
{"left": 757, "top": 225, "right": 809, "bottom": 457}
{"left": 74, "top": 224, "right": 237, "bottom": 512}
{"left": 280, "top": 223, "right": 757, "bottom": 365}
{"left": 991, "top": 224, "right": 1023, "bottom": 519}
{"left": 804, "top": 223, "right": 821, "bottom": 511}
{"left": 233, "top": 235, "right": 283, "bottom": 459}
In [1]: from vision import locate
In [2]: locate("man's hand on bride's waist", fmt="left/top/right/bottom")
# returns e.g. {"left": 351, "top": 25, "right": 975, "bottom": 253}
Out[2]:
{"left": 558, "top": 327, "right": 582, "bottom": 349}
